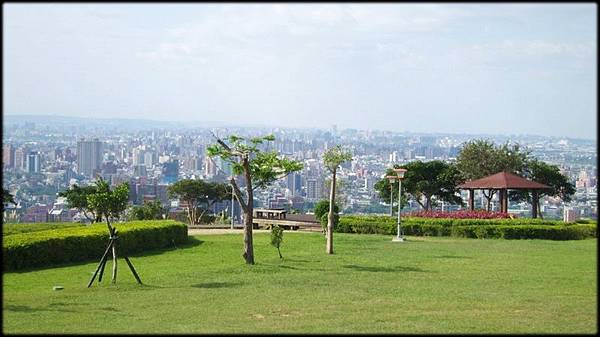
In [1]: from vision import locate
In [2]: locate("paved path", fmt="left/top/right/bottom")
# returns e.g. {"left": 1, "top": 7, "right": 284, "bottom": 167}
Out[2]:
{"left": 188, "top": 228, "right": 320, "bottom": 235}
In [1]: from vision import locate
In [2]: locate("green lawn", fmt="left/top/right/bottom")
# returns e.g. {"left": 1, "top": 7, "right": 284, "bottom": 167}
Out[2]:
{"left": 3, "top": 232, "right": 597, "bottom": 334}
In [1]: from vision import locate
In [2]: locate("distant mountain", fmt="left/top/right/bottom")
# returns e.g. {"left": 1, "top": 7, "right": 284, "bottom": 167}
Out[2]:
{"left": 2, "top": 114, "right": 231, "bottom": 130}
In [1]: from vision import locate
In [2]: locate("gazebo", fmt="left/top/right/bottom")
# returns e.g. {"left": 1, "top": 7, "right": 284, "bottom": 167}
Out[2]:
{"left": 458, "top": 171, "right": 551, "bottom": 218}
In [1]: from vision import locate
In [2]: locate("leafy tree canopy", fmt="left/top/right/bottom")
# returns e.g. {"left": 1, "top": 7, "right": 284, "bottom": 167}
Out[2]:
{"left": 323, "top": 145, "right": 352, "bottom": 173}
{"left": 510, "top": 159, "right": 576, "bottom": 203}
{"left": 314, "top": 199, "right": 339, "bottom": 220}
{"left": 167, "top": 179, "right": 230, "bottom": 225}
{"left": 456, "top": 139, "right": 529, "bottom": 181}
{"left": 58, "top": 184, "right": 101, "bottom": 223}
{"left": 375, "top": 161, "right": 464, "bottom": 211}
{"left": 87, "top": 178, "right": 130, "bottom": 224}
{"left": 127, "top": 200, "right": 166, "bottom": 221}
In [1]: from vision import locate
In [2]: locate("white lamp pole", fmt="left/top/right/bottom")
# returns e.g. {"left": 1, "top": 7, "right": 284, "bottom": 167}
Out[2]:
{"left": 386, "top": 175, "right": 397, "bottom": 217}
{"left": 230, "top": 179, "right": 235, "bottom": 230}
{"left": 392, "top": 168, "right": 407, "bottom": 242}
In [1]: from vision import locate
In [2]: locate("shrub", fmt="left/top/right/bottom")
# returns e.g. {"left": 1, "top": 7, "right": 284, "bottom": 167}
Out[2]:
{"left": 320, "top": 213, "right": 340, "bottom": 234}
{"left": 3, "top": 222, "right": 85, "bottom": 236}
{"left": 3, "top": 220, "right": 188, "bottom": 271}
{"left": 338, "top": 215, "right": 596, "bottom": 241}
{"left": 407, "top": 210, "right": 513, "bottom": 219}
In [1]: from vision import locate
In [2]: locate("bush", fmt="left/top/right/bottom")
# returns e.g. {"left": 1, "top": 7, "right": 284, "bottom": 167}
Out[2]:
{"left": 3, "top": 222, "right": 85, "bottom": 236}
{"left": 338, "top": 215, "right": 596, "bottom": 241}
{"left": 407, "top": 210, "right": 513, "bottom": 219}
{"left": 320, "top": 213, "right": 340, "bottom": 234}
{"left": 3, "top": 220, "right": 188, "bottom": 271}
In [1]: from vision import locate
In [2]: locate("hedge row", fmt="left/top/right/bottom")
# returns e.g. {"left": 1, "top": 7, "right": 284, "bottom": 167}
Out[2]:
{"left": 3, "top": 220, "right": 188, "bottom": 271}
{"left": 3, "top": 222, "right": 85, "bottom": 236}
{"left": 341, "top": 215, "right": 583, "bottom": 227}
{"left": 338, "top": 216, "right": 597, "bottom": 240}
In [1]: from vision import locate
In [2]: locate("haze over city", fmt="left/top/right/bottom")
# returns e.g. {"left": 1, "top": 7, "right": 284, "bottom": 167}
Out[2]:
{"left": 3, "top": 3, "right": 597, "bottom": 139}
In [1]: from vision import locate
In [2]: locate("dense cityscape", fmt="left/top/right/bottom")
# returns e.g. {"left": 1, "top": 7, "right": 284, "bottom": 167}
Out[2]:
{"left": 3, "top": 114, "right": 597, "bottom": 223}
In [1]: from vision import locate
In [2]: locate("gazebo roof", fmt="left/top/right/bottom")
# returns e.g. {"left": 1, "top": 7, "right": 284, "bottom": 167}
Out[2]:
{"left": 458, "top": 171, "right": 551, "bottom": 190}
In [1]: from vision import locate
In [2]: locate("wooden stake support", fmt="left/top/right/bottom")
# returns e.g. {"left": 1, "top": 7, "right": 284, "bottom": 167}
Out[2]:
{"left": 87, "top": 227, "right": 142, "bottom": 287}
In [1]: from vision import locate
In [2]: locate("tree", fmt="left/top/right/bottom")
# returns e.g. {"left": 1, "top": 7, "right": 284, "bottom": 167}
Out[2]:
{"left": 127, "top": 200, "right": 166, "bottom": 221}
{"left": 374, "top": 172, "right": 409, "bottom": 213}
{"left": 314, "top": 199, "right": 339, "bottom": 235}
{"left": 87, "top": 178, "right": 130, "bottom": 233}
{"left": 86, "top": 178, "right": 131, "bottom": 284}
{"left": 323, "top": 145, "right": 352, "bottom": 254}
{"left": 168, "top": 179, "right": 230, "bottom": 225}
{"left": 510, "top": 159, "right": 576, "bottom": 219}
{"left": 375, "top": 161, "right": 463, "bottom": 211}
{"left": 207, "top": 134, "right": 303, "bottom": 265}
{"left": 270, "top": 225, "right": 284, "bottom": 259}
{"left": 58, "top": 184, "right": 101, "bottom": 223}
{"left": 3, "top": 188, "right": 16, "bottom": 205}
{"left": 314, "top": 199, "right": 339, "bottom": 220}
{"left": 323, "top": 177, "right": 349, "bottom": 210}
{"left": 456, "top": 140, "right": 529, "bottom": 210}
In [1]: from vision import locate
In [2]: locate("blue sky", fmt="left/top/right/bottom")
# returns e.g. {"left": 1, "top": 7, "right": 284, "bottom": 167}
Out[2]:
{"left": 3, "top": 3, "right": 597, "bottom": 139}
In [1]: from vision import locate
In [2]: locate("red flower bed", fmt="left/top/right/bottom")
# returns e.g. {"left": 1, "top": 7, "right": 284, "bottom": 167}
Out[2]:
{"left": 407, "top": 210, "right": 514, "bottom": 219}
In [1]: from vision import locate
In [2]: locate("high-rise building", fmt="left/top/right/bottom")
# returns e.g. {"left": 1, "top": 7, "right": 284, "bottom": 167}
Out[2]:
{"left": 132, "top": 147, "right": 145, "bottom": 166}
{"left": 3, "top": 144, "right": 15, "bottom": 168}
{"left": 133, "top": 164, "right": 148, "bottom": 177}
{"left": 204, "top": 157, "right": 217, "bottom": 177}
{"left": 144, "top": 151, "right": 155, "bottom": 168}
{"left": 305, "top": 177, "right": 322, "bottom": 201}
{"left": 26, "top": 152, "right": 41, "bottom": 173}
{"left": 77, "top": 138, "right": 103, "bottom": 178}
{"left": 14, "top": 147, "right": 27, "bottom": 171}
{"left": 287, "top": 173, "right": 302, "bottom": 196}
{"left": 161, "top": 160, "right": 179, "bottom": 184}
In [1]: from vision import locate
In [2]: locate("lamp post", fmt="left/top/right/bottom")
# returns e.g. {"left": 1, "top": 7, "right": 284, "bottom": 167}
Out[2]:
{"left": 231, "top": 184, "right": 235, "bottom": 230}
{"left": 392, "top": 168, "right": 407, "bottom": 242}
{"left": 386, "top": 175, "right": 397, "bottom": 216}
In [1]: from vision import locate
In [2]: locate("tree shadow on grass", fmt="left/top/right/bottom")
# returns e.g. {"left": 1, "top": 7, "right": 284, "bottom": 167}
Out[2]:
{"left": 5, "top": 304, "right": 78, "bottom": 313}
{"left": 343, "top": 264, "right": 429, "bottom": 273}
{"left": 431, "top": 255, "right": 472, "bottom": 259}
{"left": 191, "top": 282, "right": 242, "bottom": 289}
{"left": 283, "top": 258, "right": 320, "bottom": 263}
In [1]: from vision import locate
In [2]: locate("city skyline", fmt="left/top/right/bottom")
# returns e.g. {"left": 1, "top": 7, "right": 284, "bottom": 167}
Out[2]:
{"left": 3, "top": 3, "right": 597, "bottom": 139}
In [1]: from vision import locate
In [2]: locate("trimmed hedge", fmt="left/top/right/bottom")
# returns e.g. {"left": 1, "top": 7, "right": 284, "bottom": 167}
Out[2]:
{"left": 338, "top": 215, "right": 597, "bottom": 240}
{"left": 3, "top": 220, "right": 188, "bottom": 271}
{"left": 3, "top": 222, "right": 85, "bottom": 236}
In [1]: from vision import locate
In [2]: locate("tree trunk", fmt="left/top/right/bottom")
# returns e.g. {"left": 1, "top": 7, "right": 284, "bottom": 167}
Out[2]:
{"left": 242, "top": 158, "right": 255, "bottom": 265}
{"left": 106, "top": 218, "right": 117, "bottom": 283}
{"left": 483, "top": 189, "right": 495, "bottom": 211}
{"left": 425, "top": 196, "right": 432, "bottom": 211}
{"left": 111, "top": 238, "right": 118, "bottom": 283}
{"left": 326, "top": 168, "right": 336, "bottom": 254}
{"left": 186, "top": 203, "right": 193, "bottom": 226}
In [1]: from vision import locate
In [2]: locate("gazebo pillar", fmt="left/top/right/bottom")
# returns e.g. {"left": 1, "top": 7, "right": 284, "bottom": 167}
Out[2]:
{"left": 498, "top": 189, "right": 505, "bottom": 212}
{"left": 468, "top": 189, "right": 475, "bottom": 210}
{"left": 531, "top": 189, "right": 539, "bottom": 218}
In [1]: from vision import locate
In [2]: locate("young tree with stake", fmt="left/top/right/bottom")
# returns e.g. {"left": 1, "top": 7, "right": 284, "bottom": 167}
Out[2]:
{"left": 270, "top": 225, "right": 284, "bottom": 259}
{"left": 86, "top": 178, "right": 142, "bottom": 286}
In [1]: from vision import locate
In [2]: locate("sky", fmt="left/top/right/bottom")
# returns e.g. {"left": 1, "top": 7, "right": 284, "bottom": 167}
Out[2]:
{"left": 3, "top": 3, "right": 597, "bottom": 139}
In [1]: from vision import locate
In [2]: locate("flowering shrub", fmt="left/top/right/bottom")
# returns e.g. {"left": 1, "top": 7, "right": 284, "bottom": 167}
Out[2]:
{"left": 406, "top": 210, "right": 514, "bottom": 219}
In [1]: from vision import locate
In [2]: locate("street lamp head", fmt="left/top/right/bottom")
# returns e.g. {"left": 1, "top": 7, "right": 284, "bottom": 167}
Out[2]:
{"left": 393, "top": 168, "right": 407, "bottom": 179}
{"left": 386, "top": 175, "right": 397, "bottom": 183}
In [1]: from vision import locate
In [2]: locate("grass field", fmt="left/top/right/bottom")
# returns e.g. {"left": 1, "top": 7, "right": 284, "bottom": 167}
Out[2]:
{"left": 2, "top": 232, "right": 597, "bottom": 334}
